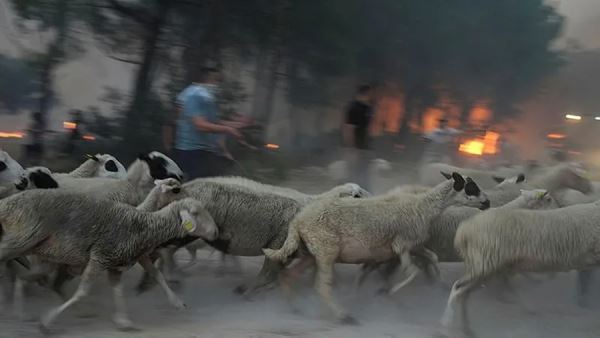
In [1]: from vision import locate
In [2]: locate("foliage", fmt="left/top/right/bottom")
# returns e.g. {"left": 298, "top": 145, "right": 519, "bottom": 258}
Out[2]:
{"left": 0, "top": 55, "right": 36, "bottom": 113}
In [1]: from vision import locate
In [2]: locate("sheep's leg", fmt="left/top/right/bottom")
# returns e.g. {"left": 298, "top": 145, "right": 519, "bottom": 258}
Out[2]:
{"left": 354, "top": 262, "right": 379, "bottom": 292}
{"left": 281, "top": 256, "right": 314, "bottom": 311}
{"left": 440, "top": 276, "right": 481, "bottom": 338}
{"left": 138, "top": 256, "right": 185, "bottom": 309}
{"left": 415, "top": 247, "right": 441, "bottom": 282}
{"left": 108, "top": 269, "right": 137, "bottom": 331}
{"left": 159, "top": 247, "right": 180, "bottom": 285}
{"left": 135, "top": 254, "right": 160, "bottom": 294}
{"left": 577, "top": 269, "right": 593, "bottom": 308}
{"left": 52, "top": 265, "right": 74, "bottom": 300}
{"left": 388, "top": 250, "right": 419, "bottom": 295}
{"left": 314, "top": 255, "right": 356, "bottom": 324}
{"left": 12, "top": 277, "right": 27, "bottom": 321}
{"left": 39, "top": 259, "right": 103, "bottom": 331}
{"left": 179, "top": 246, "right": 199, "bottom": 271}
{"left": 234, "top": 257, "right": 283, "bottom": 297}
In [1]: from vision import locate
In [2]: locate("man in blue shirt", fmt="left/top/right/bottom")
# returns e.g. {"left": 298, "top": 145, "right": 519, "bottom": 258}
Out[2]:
{"left": 172, "top": 67, "right": 244, "bottom": 179}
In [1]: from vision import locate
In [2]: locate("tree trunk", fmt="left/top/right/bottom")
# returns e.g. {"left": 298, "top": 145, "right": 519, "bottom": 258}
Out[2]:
{"left": 123, "top": 0, "right": 171, "bottom": 145}
{"left": 262, "top": 0, "right": 291, "bottom": 126}
{"left": 38, "top": 0, "right": 69, "bottom": 128}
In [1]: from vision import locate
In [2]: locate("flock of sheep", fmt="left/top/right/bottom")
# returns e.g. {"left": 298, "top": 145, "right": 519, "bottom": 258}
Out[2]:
{"left": 0, "top": 148, "right": 598, "bottom": 337}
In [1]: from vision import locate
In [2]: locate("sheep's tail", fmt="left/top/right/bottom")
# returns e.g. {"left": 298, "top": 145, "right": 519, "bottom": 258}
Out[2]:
{"left": 263, "top": 222, "right": 301, "bottom": 262}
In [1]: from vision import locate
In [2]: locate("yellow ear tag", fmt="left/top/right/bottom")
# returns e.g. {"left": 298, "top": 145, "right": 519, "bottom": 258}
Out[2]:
{"left": 183, "top": 219, "right": 195, "bottom": 232}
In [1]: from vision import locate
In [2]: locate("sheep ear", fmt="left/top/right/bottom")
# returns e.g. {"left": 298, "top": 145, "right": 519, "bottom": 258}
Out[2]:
{"left": 179, "top": 210, "right": 197, "bottom": 233}
{"left": 516, "top": 174, "right": 525, "bottom": 183}
{"left": 492, "top": 176, "right": 505, "bottom": 184}
{"left": 85, "top": 154, "right": 99, "bottom": 162}
{"left": 138, "top": 153, "right": 151, "bottom": 161}
{"left": 451, "top": 172, "right": 465, "bottom": 191}
{"left": 440, "top": 171, "right": 452, "bottom": 180}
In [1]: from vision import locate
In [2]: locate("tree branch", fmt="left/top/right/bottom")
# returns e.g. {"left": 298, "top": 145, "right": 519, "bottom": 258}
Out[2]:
{"left": 104, "top": 0, "right": 154, "bottom": 26}
{"left": 106, "top": 54, "right": 141, "bottom": 65}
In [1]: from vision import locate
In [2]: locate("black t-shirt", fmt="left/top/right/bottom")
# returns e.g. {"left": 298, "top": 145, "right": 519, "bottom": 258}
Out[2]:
{"left": 345, "top": 100, "right": 372, "bottom": 149}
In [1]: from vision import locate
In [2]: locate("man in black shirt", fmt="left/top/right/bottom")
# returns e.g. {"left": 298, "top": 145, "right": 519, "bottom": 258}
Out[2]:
{"left": 343, "top": 84, "right": 374, "bottom": 189}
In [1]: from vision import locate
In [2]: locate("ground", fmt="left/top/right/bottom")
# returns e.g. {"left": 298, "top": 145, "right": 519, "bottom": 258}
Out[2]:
{"left": 1, "top": 253, "right": 599, "bottom": 338}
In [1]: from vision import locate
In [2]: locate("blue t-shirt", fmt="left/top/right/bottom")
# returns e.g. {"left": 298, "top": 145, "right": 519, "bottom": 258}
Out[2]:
{"left": 174, "top": 84, "right": 220, "bottom": 152}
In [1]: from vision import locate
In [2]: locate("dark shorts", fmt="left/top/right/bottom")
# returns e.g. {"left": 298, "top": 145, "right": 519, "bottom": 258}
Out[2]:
{"left": 173, "top": 149, "right": 233, "bottom": 181}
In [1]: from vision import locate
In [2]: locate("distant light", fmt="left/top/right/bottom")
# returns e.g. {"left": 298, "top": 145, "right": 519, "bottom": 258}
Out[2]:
{"left": 0, "top": 131, "right": 24, "bottom": 139}
{"left": 265, "top": 143, "right": 280, "bottom": 150}
{"left": 547, "top": 133, "right": 566, "bottom": 139}
{"left": 565, "top": 114, "right": 582, "bottom": 120}
{"left": 63, "top": 121, "right": 77, "bottom": 130}
{"left": 595, "top": 116, "right": 600, "bottom": 121}
{"left": 82, "top": 134, "right": 96, "bottom": 141}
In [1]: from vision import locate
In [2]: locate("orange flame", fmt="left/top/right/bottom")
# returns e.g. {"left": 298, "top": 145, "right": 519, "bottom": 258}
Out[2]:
{"left": 63, "top": 121, "right": 77, "bottom": 130}
{"left": 0, "top": 131, "right": 24, "bottom": 139}
{"left": 265, "top": 143, "right": 280, "bottom": 150}
{"left": 459, "top": 139, "right": 485, "bottom": 155}
{"left": 459, "top": 131, "right": 499, "bottom": 156}
{"left": 547, "top": 133, "right": 566, "bottom": 139}
{"left": 482, "top": 131, "right": 499, "bottom": 154}
{"left": 82, "top": 134, "right": 96, "bottom": 141}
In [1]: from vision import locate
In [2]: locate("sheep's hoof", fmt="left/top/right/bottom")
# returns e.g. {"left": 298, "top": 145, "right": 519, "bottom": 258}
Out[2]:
{"left": 114, "top": 317, "right": 140, "bottom": 332}
{"left": 339, "top": 315, "right": 360, "bottom": 326}
{"left": 38, "top": 322, "right": 52, "bottom": 335}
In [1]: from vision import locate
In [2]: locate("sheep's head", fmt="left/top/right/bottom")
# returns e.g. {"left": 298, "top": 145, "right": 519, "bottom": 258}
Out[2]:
{"left": 94, "top": 154, "right": 127, "bottom": 179}
{"left": 441, "top": 172, "right": 490, "bottom": 210}
{"left": 0, "top": 150, "right": 25, "bottom": 184}
{"left": 560, "top": 164, "right": 592, "bottom": 194}
{"left": 519, "top": 189, "right": 559, "bottom": 209}
{"left": 15, "top": 167, "right": 58, "bottom": 191}
{"left": 338, "top": 183, "right": 371, "bottom": 198}
{"left": 178, "top": 199, "right": 218, "bottom": 241}
{"left": 138, "top": 151, "right": 183, "bottom": 182}
{"left": 148, "top": 178, "right": 185, "bottom": 210}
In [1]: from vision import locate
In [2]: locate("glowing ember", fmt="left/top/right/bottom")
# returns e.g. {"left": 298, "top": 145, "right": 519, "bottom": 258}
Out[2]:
{"left": 265, "top": 143, "right": 280, "bottom": 150}
{"left": 547, "top": 133, "right": 566, "bottom": 139}
{"left": 459, "top": 139, "right": 485, "bottom": 155}
{"left": 63, "top": 121, "right": 77, "bottom": 130}
{"left": 0, "top": 131, "right": 24, "bottom": 139}
{"left": 82, "top": 134, "right": 96, "bottom": 141}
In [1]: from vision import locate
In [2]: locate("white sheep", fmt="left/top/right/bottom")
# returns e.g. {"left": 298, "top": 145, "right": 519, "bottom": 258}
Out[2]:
{"left": 440, "top": 199, "right": 600, "bottom": 337}
{"left": 0, "top": 189, "right": 217, "bottom": 331}
{"left": 264, "top": 173, "right": 490, "bottom": 323}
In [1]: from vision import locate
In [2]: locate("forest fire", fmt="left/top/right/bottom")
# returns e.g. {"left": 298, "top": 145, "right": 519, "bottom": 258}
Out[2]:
{"left": 459, "top": 131, "right": 500, "bottom": 156}
{"left": 0, "top": 131, "right": 24, "bottom": 139}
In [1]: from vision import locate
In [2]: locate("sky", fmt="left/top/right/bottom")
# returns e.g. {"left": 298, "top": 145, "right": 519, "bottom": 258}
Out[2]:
{"left": 1, "top": 0, "right": 600, "bottom": 131}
